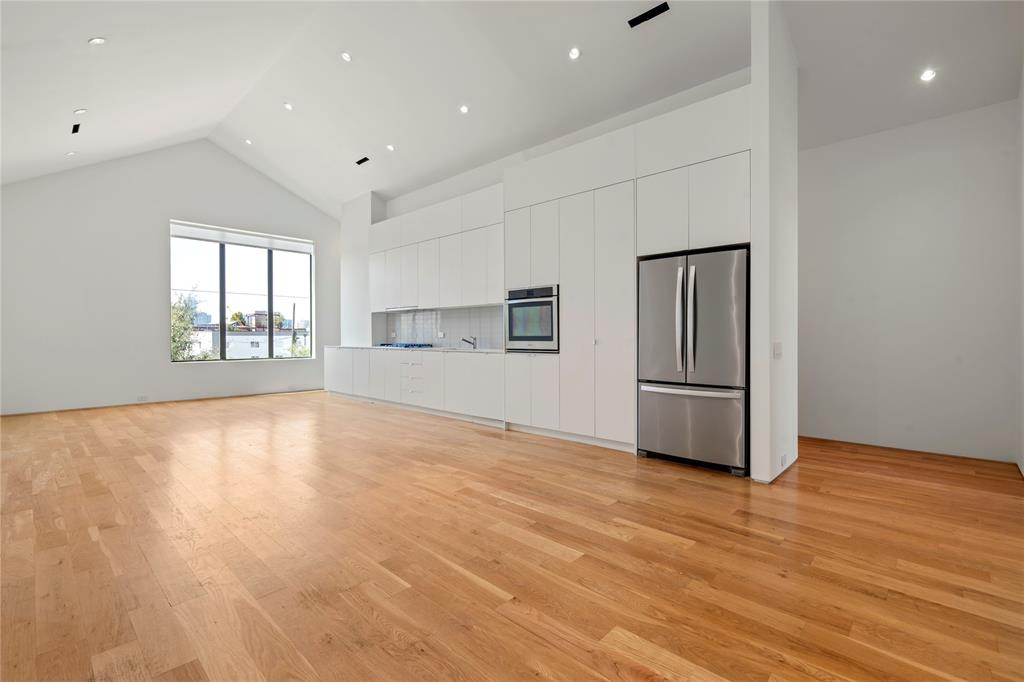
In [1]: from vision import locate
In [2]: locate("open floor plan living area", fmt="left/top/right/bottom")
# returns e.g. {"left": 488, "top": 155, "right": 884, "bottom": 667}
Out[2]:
{"left": 2, "top": 2, "right": 1022, "bottom": 681}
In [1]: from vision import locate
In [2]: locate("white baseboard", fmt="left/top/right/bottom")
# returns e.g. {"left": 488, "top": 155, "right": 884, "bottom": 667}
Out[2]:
{"left": 505, "top": 422, "right": 635, "bottom": 454}
{"left": 326, "top": 391, "right": 505, "bottom": 429}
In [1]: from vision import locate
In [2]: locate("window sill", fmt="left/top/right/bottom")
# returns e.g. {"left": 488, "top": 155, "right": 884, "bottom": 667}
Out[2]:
{"left": 171, "top": 356, "right": 317, "bottom": 364}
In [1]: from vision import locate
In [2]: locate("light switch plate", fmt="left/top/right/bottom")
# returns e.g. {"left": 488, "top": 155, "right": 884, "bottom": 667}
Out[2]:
{"left": 772, "top": 341, "right": 783, "bottom": 359}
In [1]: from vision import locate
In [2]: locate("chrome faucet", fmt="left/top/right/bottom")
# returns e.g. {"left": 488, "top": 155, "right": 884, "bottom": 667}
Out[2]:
{"left": 461, "top": 335, "right": 478, "bottom": 349}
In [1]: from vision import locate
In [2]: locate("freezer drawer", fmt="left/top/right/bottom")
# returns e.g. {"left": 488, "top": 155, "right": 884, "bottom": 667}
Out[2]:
{"left": 637, "top": 383, "right": 745, "bottom": 468}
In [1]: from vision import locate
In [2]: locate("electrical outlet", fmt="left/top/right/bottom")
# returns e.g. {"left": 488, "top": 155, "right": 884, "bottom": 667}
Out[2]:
{"left": 772, "top": 341, "right": 783, "bottom": 359}
{"left": 780, "top": 453, "right": 788, "bottom": 468}
{"left": 137, "top": 395, "right": 148, "bottom": 403}
{"left": 391, "top": 331, "right": 397, "bottom": 338}
{"left": 437, "top": 331, "right": 445, "bottom": 338}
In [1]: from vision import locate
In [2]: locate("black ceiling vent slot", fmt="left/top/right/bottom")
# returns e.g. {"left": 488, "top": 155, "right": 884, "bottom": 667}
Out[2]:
{"left": 355, "top": 156, "right": 369, "bottom": 165}
{"left": 628, "top": 2, "right": 670, "bottom": 28}
{"left": 71, "top": 123, "right": 81, "bottom": 134}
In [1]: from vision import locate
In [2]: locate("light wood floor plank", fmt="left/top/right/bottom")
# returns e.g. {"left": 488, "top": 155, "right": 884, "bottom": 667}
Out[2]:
{"left": 1, "top": 391, "right": 1021, "bottom": 681}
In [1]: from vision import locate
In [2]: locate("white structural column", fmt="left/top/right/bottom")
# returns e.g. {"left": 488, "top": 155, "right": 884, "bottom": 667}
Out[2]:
{"left": 750, "top": 1, "right": 799, "bottom": 482}
{"left": 340, "top": 192, "right": 385, "bottom": 346}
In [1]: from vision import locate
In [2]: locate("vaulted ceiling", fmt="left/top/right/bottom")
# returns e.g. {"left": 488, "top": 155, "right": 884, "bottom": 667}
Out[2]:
{"left": 2, "top": 1, "right": 1021, "bottom": 220}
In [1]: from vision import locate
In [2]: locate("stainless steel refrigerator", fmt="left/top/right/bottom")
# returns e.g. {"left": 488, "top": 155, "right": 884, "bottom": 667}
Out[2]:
{"left": 637, "top": 247, "right": 747, "bottom": 473}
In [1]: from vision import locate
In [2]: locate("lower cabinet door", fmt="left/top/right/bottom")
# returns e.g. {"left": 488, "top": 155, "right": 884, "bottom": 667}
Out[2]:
{"left": 476, "top": 354, "right": 505, "bottom": 420}
{"left": 504, "top": 353, "right": 531, "bottom": 425}
{"left": 530, "top": 354, "right": 559, "bottom": 430}
{"left": 368, "top": 349, "right": 387, "bottom": 399}
{"left": 352, "top": 349, "right": 370, "bottom": 396}
{"left": 385, "top": 351, "right": 404, "bottom": 402}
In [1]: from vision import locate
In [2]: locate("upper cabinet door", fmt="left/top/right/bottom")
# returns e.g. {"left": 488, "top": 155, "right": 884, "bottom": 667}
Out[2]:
{"left": 422, "top": 198, "right": 462, "bottom": 241}
{"left": 504, "top": 207, "right": 531, "bottom": 289}
{"left": 400, "top": 244, "right": 418, "bottom": 308}
{"left": 384, "top": 248, "right": 402, "bottom": 309}
{"left": 461, "top": 184, "right": 503, "bottom": 232}
{"left": 530, "top": 200, "right": 559, "bottom": 287}
{"left": 438, "top": 233, "right": 462, "bottom": 308}
{"left": 637, "top": 166, "right": 689, "bottom": 257}
{"left": 595, "top": 180, "right": 637, "bottom": 445}
{"left": 461, "top": 228, "right": 487, "bottom": 306}
{"left": 557, "top": 191, "right": 595, "bottom": 438}
{"left": 369, "top": 252, "right": 386, "bottom": 312}
{"left": 484, "top": 223, "right": 504, "bottom": 304}
{"left": 689, "top": 151, "right": 750, "bottom": 249}
{"left": 417, "top": 239, "right": 439, "bottom": 309}
{"left": 634, "top": 85, "right": 751, "bottom": 177}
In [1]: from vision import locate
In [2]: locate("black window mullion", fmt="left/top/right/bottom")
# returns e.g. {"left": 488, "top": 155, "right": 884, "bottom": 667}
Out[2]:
{"left": 267, "top": 249, "right": 274, "bottom": 358}
{"left": 219, "top": 243, "right": 227, "bottom": 360}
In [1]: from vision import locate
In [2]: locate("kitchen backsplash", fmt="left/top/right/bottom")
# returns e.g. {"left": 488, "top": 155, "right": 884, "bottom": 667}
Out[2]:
{"left": 377, "top": 305, "right": 503, "bottom": 349}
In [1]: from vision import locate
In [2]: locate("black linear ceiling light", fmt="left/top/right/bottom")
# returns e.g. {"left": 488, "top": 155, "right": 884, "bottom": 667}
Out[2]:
{"left": 628, "top": 2, "right": 670, "bottom": 28}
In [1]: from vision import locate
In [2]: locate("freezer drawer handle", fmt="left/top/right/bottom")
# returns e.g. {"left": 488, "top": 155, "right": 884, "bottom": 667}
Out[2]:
{"left": 675, "top": 265, "right": 684, "bottom": 372}
{"left": 640, "top": 385, "right": 741, "bottom": 399}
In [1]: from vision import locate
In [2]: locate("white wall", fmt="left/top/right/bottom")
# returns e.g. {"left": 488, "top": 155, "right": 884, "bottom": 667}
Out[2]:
{"left": 800, "top": 100, "right": 1022, "bottom": 462}
{"left": 1, "top": 139, "right": 340, "bottom": 415}
{"left": 338, "top": 192, "right": 384, "bottom": 347}
{"left": 750, "top": 1, "right": 800, "bottom": 482}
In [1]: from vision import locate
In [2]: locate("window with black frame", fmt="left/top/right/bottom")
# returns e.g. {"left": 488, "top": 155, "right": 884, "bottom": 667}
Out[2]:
{"left": 169, "top": 222, "right": 313, "bottom": 362}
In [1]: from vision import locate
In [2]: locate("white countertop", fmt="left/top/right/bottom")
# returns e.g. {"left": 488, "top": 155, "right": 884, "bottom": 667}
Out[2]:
{"left": 325, "top": 345, "right": 505, "bottom": 355}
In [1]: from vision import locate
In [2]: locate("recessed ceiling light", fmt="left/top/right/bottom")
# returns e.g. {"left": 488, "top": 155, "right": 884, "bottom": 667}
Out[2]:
{"left": 459, "top": 104, "right": 469, "bottom": 114}
{"left": 244, "top": 138, "right": 253, "bottom": 146}
{"left": 87, "top": 37, "right": 106, "bottom": 46}
{"left": 385, "top": 144, "right": 395, "bottom": 152}
{"left": 65, "top": 151, "right": 77, "bottom": 157}
{"left": 283, "top": 101, "right": 294, "bottom": 111}
{"left": 920, "top": 68, "right": 936, "bottom": 82}
{"left": 73, "top": 108, "right": 87, "bottom": 115}
{"left": 341, "top": 51, "right": 352, "bottom": 62}
{"left": 568, "top": 46, "right": 581, "bottom": 61}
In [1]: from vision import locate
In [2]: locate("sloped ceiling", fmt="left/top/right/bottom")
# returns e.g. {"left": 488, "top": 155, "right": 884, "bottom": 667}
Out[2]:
{"left": 3, "top": 1, "right": 1021, "bottom": 218}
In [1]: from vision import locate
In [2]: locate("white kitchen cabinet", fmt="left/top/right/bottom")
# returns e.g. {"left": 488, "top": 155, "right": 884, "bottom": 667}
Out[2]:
{"left": 504, "top": 353, "right": 558, "bottom": 429}
{"left": 530, "top": 354, "right": 559, "bottom": 431}
{"left": 689, "top": 151, "right": 750, "bottom": 249}
{"left": 400, "top": 244, "right": 418, "bottom": 308}
{"left": 445, "top": 352, "right": 503, "bottom": 420}
{"left": 325, "top": 347, "right": 354, "bottom": 394}
{"left": 504, "top": 353, "right": 532, "bottom": 424}
{"left": 399, "top": 351, "right": 420, "bottom": 404}
{"left": 504, "top": 207, "right": 531, "bottom": 290}
{"left": 368, "top": 349, "right": 387, "bottom": 399}
{"left": 417, "top": 239, "right": 439, "bottom": 309}
{"left": 558, "top": 191, "right": 595, "bottom": 437}
{"left": 485, "top": 223, "right": 504, "bottom": 304}
{"left": 419, "top": 197, "right": 461, "bottom": 241}
{"left": 385, "top": 350, "right": 405, "bottom": 402}
{"left": 352, "top": 348, "right": 370, "bottom": 397}
{"left": 461, "top": 184, "right": 503, "bottom": 232}
{"left": 637, "top": 166, "right": 688, "bottom": 257}
{"left": 410, "top": 351, "right": 444, "bottom": 410}
{"left": 504, "top": 127, "right": 635, "bottom": 212}
{"left": 634, "top": 85, "right": 751, "bottom": 178}
{"left": 369, "top": 252, "right": 386, "bottom": 313}
{"left": 460, "top": 227, "right": 487, "bottom": 306}
{"left": 595, "top": 181, "right": 636, "bottom": 444}
{"left": 530, "top": 200, "right": 559, "bottom": 287}
{"left": 385, "top": 248, "right": 402, "bottom": 309}
{"left": 439, "top": 234, "right": 462, "bottom": 307}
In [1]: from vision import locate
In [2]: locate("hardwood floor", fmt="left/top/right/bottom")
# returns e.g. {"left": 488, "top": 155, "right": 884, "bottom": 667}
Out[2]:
{"left": 2, "top": 391, "right": 1022, "bottom": 681}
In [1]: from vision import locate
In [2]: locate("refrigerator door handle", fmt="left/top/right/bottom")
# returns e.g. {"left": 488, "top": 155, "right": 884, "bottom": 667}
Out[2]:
{"left": 675, "top": 265, "right": 684, "bottom": 372}
{"left": 686, "top": 264, "right": 696, "bottom": 370}
{"left": 640, "top": 385, "right": 742, "bottom": 399}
